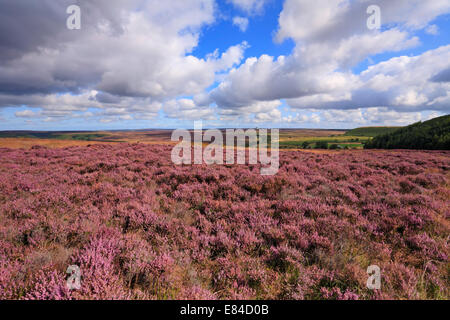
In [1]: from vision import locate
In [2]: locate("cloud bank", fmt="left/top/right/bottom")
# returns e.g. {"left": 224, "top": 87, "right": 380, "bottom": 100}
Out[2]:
{"left": 0, "top": 0, "right": 449, "bottom": 127}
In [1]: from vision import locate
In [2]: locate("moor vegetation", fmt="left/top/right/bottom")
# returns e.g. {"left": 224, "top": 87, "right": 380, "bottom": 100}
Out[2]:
{"left": 0, "top": 144, "right": 448, "bottom": 300}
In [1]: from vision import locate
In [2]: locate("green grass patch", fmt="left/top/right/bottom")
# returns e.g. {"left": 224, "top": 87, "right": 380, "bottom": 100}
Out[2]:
{"left": 344, "top": 127, "right": 400, "bottom": 137}
{"left": 53, "top": 133, "right": 109, "bottom": 141}
{"left": 279, "top": 136, "right": 369, "bottom": 149}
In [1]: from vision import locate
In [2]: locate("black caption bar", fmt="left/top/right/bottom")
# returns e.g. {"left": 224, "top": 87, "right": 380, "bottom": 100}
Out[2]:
{"left": 1, "top": 300, "right": 446, "bottom": 319}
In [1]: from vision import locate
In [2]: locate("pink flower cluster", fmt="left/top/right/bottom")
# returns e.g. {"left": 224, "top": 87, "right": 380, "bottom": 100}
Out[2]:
{"left": 0, "top": 144, "right": 448, "bottom": 299}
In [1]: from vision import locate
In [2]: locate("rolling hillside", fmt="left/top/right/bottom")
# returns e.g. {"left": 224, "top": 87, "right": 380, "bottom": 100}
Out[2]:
{"left": 364, "top": 115, "right": 450, "bottom": 150}
{"left": 345, "top": 126, "right": 400, "bottom": 137}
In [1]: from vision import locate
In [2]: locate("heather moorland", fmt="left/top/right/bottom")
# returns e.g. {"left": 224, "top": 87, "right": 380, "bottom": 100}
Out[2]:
{"left": 0, "top": 144, "right": 448, "bottom": 300}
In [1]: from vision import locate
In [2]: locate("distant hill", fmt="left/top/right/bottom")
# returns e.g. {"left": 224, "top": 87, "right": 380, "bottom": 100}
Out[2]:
{"left": 0, "top": 131, "right": 108, "bottom": 141}
{"left": 364, "top": 115, "right": 450, "bottom": 150}
{"left": 345, "top": 126, "right": 400, "bottom": 137}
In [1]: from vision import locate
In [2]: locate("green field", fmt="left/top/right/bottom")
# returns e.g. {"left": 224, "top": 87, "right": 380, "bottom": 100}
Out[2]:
{"left": 279, "top": 136, "right": 370, "bottom": 149}
{"left": 52, "top": 133, "right": 110, "bottom": 141}
{"left": 344, "top": 127, "right": 400, "bottom": 137}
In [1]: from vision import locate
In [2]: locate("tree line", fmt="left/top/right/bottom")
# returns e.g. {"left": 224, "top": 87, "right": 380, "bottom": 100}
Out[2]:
{"left": 364, "top": 115, "right": 450, "bottom": 150}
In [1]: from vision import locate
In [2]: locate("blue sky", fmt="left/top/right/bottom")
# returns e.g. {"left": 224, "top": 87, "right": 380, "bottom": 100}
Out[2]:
{"left": 194, "top": 0, "right": 294, "bottom": 58}
{"left": 0, "top": 0, "right": 449, "bottom": 131}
